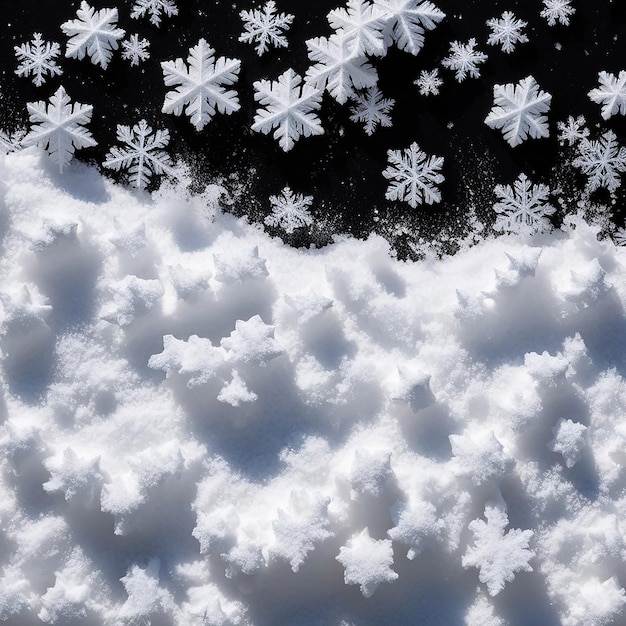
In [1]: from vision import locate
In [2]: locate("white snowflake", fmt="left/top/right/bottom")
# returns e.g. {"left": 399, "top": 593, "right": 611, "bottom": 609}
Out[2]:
{"left": 414, "top": 68, "right": 442, "bottom": 96}
{"left": 305, "top": 34, "right": 378, "bottom": 104}
{"left": 462, "top": 502, "right": 534, "bottom": 596}
{"left": 103, "top": 119, "right": 173, "bottom": 189}
{"left": 486, "top": 11, "right": 528, "bottom": 54}
{"left": 239, "top": 1, "right": 293, "bottom": 56}
{"left": 161, "top": 39, "right": 241, "bottom": 131}
{"left": 328, "top": 0, "right": 387, "bottom": 57}
{"left": 588, "top": 70, "right": 626, "bottom": 121}
{"left": 573, "top": 130, "right": 626, "bottom": 193}
{"left": 251, "top": 68, "right": 323, "bottom": 152}
{"left": 492, "top": 173, "right": 555, "bottom": 235}
{"left": 556, "top": 115, "right": 589, "bottom": 146}
{"left": 265, "top": 186, "right": 314, "bottom": 233}
{"left": 121, "top": 34, "right": 150, "bottom": 66}
{"left": 0, "top": 128, "right": 25, "bottom": 154}
{"left": 61, "top": 1, "right": 125, "bottom": 70}
{"left": 547, "top": 418, "right": 587, "bottom": 468}
{"left": 441, "top": 38, "right": 488, "bottom": 82}
{"left": 22, "top": 85, "right": 97, "bottom": 173}
{"left": 349, "top": 86, "right": 394, "bottom": 135}
{"left": 485, "top": 75, "right": 552, "bottom": 147}
{"left": 14, "top": 33, "right": 63, "bottom": 87}
{"left": 540, "top": 0, "right": 575, "bottom": 27}
{"left": 131, "top": 0, "right": 178, "bottom": 26}
{"left": 383, "top": 141, "right": 444, "bottom": 207}
{"left": 376, "top": 0, "right": 445, "bottom": 56}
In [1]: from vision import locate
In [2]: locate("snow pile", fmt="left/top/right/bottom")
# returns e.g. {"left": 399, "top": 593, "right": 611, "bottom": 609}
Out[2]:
{"left": 2, "top": 149, "right": 626, "bottom": 624}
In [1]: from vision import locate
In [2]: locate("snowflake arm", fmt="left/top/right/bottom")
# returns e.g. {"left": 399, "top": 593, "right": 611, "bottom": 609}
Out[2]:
{"left": 486, "top": 11, "right": 528, "bottom": 54}
{"left": 0, "top": 128, "right": 25, "bottom": 154}
{"left": 383, "top": 142, "right": 444, "bottom": 207}
{"left": 22, "top": 86, "right": 97, "bottom": 173}
{"left": 103, "top": 119, "right": 173, "bottom": 189}
{"left": 588, "top": 70, "right": 626, "bottom": 121}
{"left": 414, "top": 68, "right": 442, "bottom": 96}
{"left": 485, "top": 75, "right": 552, "bottom": 147}
{"left": 556, "top": 115, "right": 588, "bottom": 146}
{"left": 61, "top": 1, "right": 125, "bottom": 69}
{"left": 328, "top": 0, "right": 387, "bottom": 57}
{"left": 14, "top": 33, "right": 63, "bottom": 87}
{"left": 252, "top": 68, "right": 323, "bottom": 152}
{"left": 121, "top": 34, "right": 150, "bottom": 66}
{"left": 540, "top": 0, "right": 575, "bottom": 27}
{"left": 265, "top": 187, "right": 313, "bottom": 233}
{"left": 442, "top": 38, "right": 487, "bottom": 82}
{"left": 573, "top": 130, "right": 626, "bottom": 193}
{"left": 131, "top": 0, "right": 178, "bottom": 26}
{"left": 161, "top": 39, "right": 241, "bottom": 131}
{"left": 492, "top": 173, "right": 555, "bottom": 235}
{"left": 350, "top": 87, "right": 394, "bottom": 135}
{"left": 239, "top": 1, "right": 293, "bottom": 56}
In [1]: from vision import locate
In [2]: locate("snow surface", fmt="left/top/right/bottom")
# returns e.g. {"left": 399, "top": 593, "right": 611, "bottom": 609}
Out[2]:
{"left": 2, "top": 148, "right": 626, "bottom": 624}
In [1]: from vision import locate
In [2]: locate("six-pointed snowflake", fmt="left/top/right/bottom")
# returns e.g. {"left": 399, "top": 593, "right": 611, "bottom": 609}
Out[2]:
{"left": 239, "top": 1, "right": 294, "bottom": 56}
{"left": 328, "top": 0, "right": 387, "bottom": 57}
{"left": 131, "top": 0, "right": 178, "bottom": 27}
{"left": 265, "top": 186, "right": 314, "bottom": 233}
{"left": 14, "top": 33, "right": 63, "bottom": 87}
{"left": 383, "top": 141, "right": 445, "bottom": 207}
{"left": 349, "top": 86, "right": 394, "bottom": 135}
{"left": 22, "top": 85, "right": 97, "bottom": 172}
{"left": 492, "top": 173, "right": 555, "bottom": 235}
{"left": 442, "top": 38, "right": 488, "bottom": 82}
{"left": 588, "top": 70, "right": 626, "bottom": 121}
{"left": 485, "top": 75, "right": 552, "bottom": 147}
{"left": 121, "top": 34, "right": 150, "bottom": 66}
{"left": 414, "top": 68, "right": 442, "bottom": 96}
{"left": 103, "top": 119, "right": 173, "bottom": 189}
{"left": 540, "top": 0, "right": 575, "bottom": 27}
{"left": 61, "top": 1, "right": 125, "bottom": 70}
{"left": 556, "top": 115, "right": 589, "bottom": 146}
{"left": 252, "top": 68, "right": 324, "bottom": 151}
{"left": 486, "top": 11, "right": 528, "bottom": 54}
{"left": 161, "top": 39, "right": 241, "bottom": 131}
{"left": 573, "top": 130, "right": 626, "bottom": 193}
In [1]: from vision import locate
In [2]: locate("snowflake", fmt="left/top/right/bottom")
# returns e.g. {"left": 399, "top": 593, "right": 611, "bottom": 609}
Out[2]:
{"left": 486, "top": 11, "right": 528, "bottom": 54}
{"left": 547, "top": 418, "right": 587, "bottom": 468}
{"left": 265, "top": 186, "right": 314, "bottom": 233}
{"left": 349, "top": 87, "right": 394, "bottom": 135}
{"left": 239, "top": 1, "right": 293, "bottom": 56}
{"left": 485, "top": 75, "right": 552, "bottom": 147}
{"left": 573, "top": 130, "right": 626, "bottom": 193}
{"left": 61, "top": 1, "right": 125, "bottom": 70}
{"left": 14, "top": 33, "right": 63, "bottom": 87}
{"left": 121, "top": 34, "right": 150, "bottom": 66}
{"left": 131, "top": 0, "right": 178, "bottom": 26}
{"left": 492, "top": 173, "right": 555, "bottom": 235}
{"left": 462, "top": 502, "right": 535, "bottom": 596}
{"left": 328, "top": 0, "right": 386, "bottom": 57}
{"left": 251, "top": 68, "right": 323, "bottom": 152}
{"left": 0, "top": 128, "right": 25, "bottom": 154}
{"left": 383, "top": 141, "right": 444, "bottom": 207}
{"left": 441, "top": 38, "right": 488, "bottom": 82}
{"left": 376, "top": 0, "right": 445, "bottom": 56}
{"left": 305, "top": 34, "right": 378, "bottom": 104}
{"left": 588, "top": 70, "right": 626, "bottom": 121}
{"left": 414, "top": 68, "right": 442, "bottom": 96}
{"left": 161, "top": 39, "right": 241, "bottom": 131}
{"left": 220, "top": 315, "right": 283, "bottom": 365}
{"left": 556, "top": 115, "right": 589, "bottom": 146}
{"left": 22, "top": 85, "right": 97, "bottom": 173}
{"left": 540, "top": 0, "right": 575, "bottom": 27}
{"left": 103, "top": 119, "right": 173, "bottom": 189}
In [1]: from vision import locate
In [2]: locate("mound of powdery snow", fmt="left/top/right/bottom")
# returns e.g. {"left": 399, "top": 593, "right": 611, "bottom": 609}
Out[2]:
{"left": 2, "top": 149, "right": 626, "bottom": 625}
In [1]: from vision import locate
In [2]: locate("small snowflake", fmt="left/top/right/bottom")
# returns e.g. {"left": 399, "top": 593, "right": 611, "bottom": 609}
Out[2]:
{"left": 486, "top": 11, "right": 528, "bottom": 54}
{"left": 414, "top": 68, "right": 442, "bottom": 96}
{"left": 239, "top": 1, "right": 293, "bottom": 56}
{"left": 14, "top": 33, "right": 63, "bottom": 87}
{"left": 613, "top": 227, "right": 626, "bottom": 246}
{"left": 573, "top": 130, "right": 626, "bottom": 193}
{"left": 349, "top": 87, "right": 394, "bottom": 135}
{"left": 547, "top": 418, "right": 587, "bottom": 468}
{"left": 556, "top": 115, "right": 589, "bottom": 146}
{"left": 588, "top": 70, "right": 626, "bottom": 121}
{"left": 131, "top": 0, "right": 178, "bottom": 26}
{"left": 265, "top": 187, "right": 314, "bottom": 233}
{"left": 121, "top": 34, "right": 150, "bottom": 66}
{"left": 540, "top": 0, "right": 575, "bottom": 26}
{"left": 441, "top": 38, "right": 488, "bottom": 82}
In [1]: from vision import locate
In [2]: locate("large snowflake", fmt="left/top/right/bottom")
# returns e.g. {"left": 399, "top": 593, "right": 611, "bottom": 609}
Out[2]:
{"left": 61, "top": 1, "right": 125, "bottom": 70}
{"left": 492, "top": 173, "right": 555, "bottom": 235}
{"left": 161, "top": 39, "right": 241, "bottom": 131}
{"left": 588, "top": 70, "right": 626, "bottom": 121}
{"left": 22, "top": 85, "right": 97, "bottom": 173}
{"left": 486, "top": 11, "right": 528, "bottom": 54}
{"left": 251, "top": 68, "right": 323, "bottom": 152}
{"left": 540, "top": 0, "right": 575, "bottom": 26}
{"left": 239, "top": 1, "right": 293, "bottom": 56}
{"left": 383, "top": 141, "right": 444, "bottom": 207}
{"left": 14, "top": 33, "right": 63, "bottom": 87}
{"left": 328, "top": 0, "right": 387, "bottom": 57}
{"left": 573, "top": 130, "right": 626, "bottom": 193}
{"left": 131, "top": 0, "right": 178, "bottom": 26}
{"left": 103, "top": 119, "right": 173, "bottom": 189}
{"left": 485, "top": 75, "right": 552, "bottom": 147}
{"left": 442, "top": 38, "right": 488, "bottom": 82}
{"left": 265, "top": 187, "right": 314, "bottom": 233}
{"left": 349, "top": 86, "right": 394, "bottom": 135}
